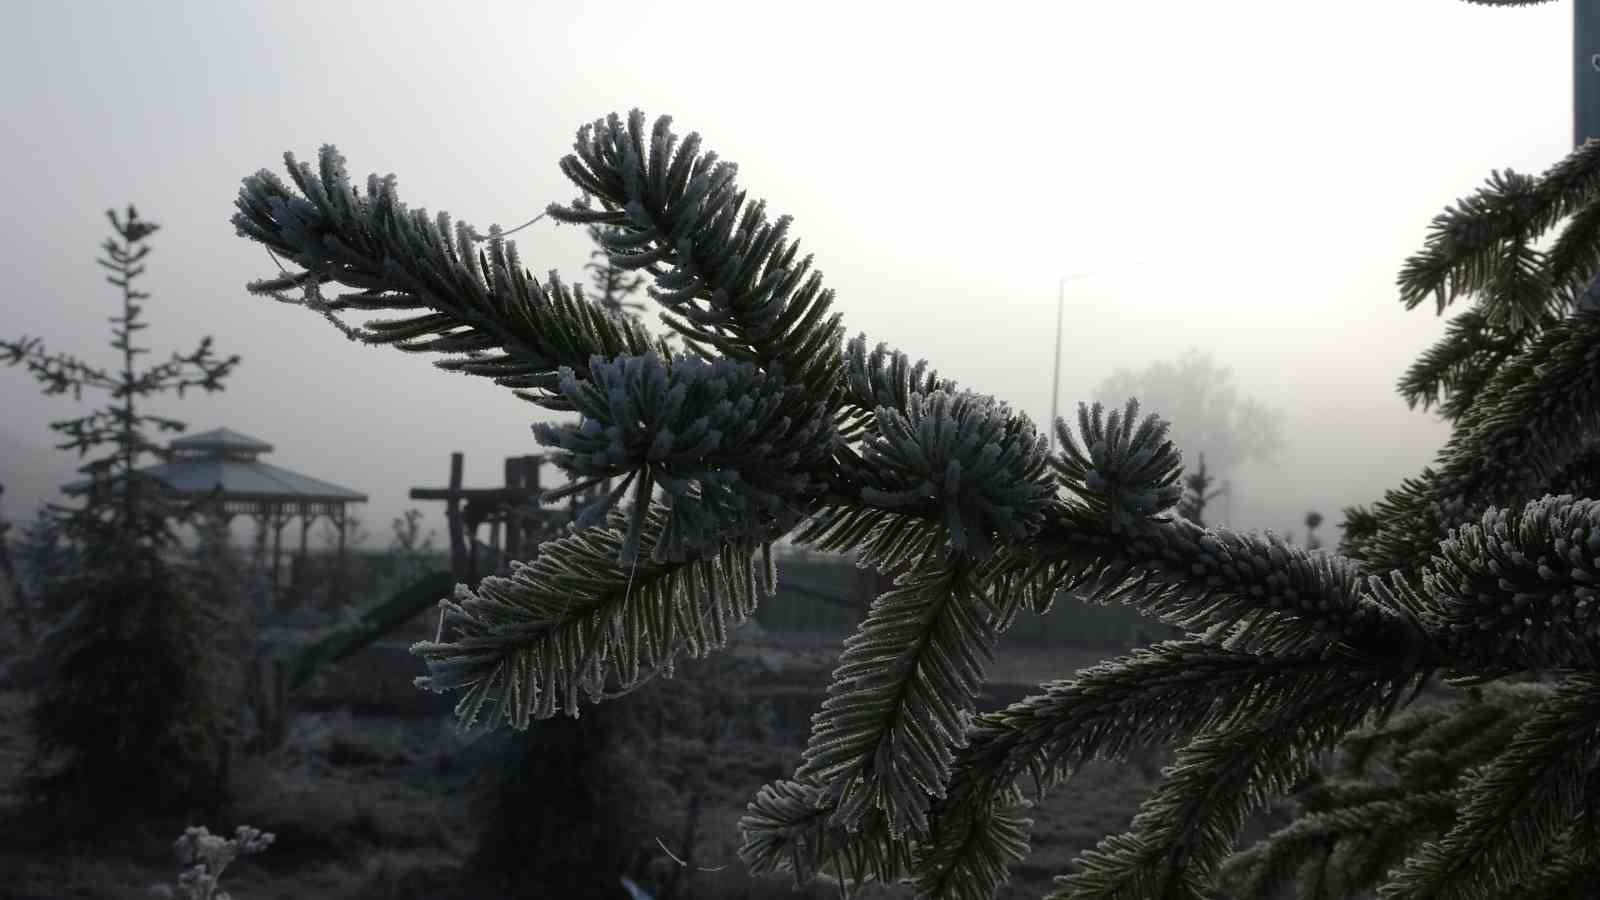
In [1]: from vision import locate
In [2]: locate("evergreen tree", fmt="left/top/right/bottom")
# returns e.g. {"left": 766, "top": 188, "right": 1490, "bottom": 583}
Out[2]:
{"left": 1175, "top": 451, "right": 1225, "bottom": 527}
{"left": 585, "top": 222, "right": 649, "bottom": 317}
{"left": 1304, "top": 510, "right": 1324, "bottom": 552}
{"left": 0, "top": 484, "right": 32, "bottom": 648}
{"left": 461, "top": 687, "right": 673, "bottom": 898}
{"left": 387, "top": 506, "right": 439, "bottom": 585}
{"left": 1, "top": 206, "right": 243, "bottom": 841}
{"left": 9, "top": 504, "right": 82, "bottom": 614}
{"left": 229, "top": 19, "right": 1600, "bottom": 893}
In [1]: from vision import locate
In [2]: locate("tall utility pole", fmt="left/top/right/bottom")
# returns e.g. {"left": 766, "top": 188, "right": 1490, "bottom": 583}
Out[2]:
{"left": 1048, "top": 265, "right": 1145, "bottom": 455}
{"left": 1580, "top": 1, "right": 1600, "bottom": 147}
{"left": 1048, "top": 276, "right": 1074, "bottom": 456}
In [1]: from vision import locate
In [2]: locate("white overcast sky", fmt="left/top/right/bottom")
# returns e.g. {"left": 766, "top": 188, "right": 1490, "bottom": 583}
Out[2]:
{"left": 0, "top": 0, "right": 1576, "bottom": 553}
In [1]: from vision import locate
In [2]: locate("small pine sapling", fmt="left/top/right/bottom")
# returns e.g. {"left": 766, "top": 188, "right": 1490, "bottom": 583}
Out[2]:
{"left": 1175, "top": 451, "right": 1224, "bottom": 527}
{"left": 0, "top": 484, "right": 32, "bottom": 649}
{"left": 388, "top": 507, "right": 439, "bottom": 585}
{"left": 2, "top": 206, "right": 242, "bottom": 841}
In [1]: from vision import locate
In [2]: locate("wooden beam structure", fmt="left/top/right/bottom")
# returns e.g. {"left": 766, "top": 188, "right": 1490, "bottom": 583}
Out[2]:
{"left": 410, "top": 453, "right": 609, "bottom": 585}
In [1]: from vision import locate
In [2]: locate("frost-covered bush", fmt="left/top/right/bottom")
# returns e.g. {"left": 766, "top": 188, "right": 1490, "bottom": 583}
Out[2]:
{"left": 148, "top": 824, "right": 275, "bottom": 900}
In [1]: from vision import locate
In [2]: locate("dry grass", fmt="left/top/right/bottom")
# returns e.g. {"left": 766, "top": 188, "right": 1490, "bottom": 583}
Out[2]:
{"left": 0, "top": 632, "right": 1410, "bottom": 900}
{"left": 0, "top": 682, "right": 480, "bottom": 900}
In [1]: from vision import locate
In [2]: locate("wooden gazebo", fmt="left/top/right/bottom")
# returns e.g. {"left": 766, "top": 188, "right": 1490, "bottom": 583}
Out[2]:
{"left": 62, "top": 427, "right": 367, "bottom": 608}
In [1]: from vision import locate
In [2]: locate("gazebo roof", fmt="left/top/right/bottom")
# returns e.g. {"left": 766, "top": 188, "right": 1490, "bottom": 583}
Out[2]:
{"left": 61, "top": 427, "right": 366, "bottom": 505}
{"left": 169, "top": 427, "right": 274, "bottom": 454}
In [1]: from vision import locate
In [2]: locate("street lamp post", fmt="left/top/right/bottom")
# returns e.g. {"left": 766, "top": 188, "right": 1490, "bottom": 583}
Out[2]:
{"left": 1047, "top": 266, "right": 1143, "bottom": 454}
{"left": 1048, "top": 278, "right": 1068, "bottom": 455}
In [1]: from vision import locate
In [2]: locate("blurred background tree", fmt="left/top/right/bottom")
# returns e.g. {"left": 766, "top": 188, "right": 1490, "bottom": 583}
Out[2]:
{"left": 0, "top": 484, "right": 32, "bottom": 650}
{"left": 1092, "top": 347, "right": 1284, "bottom": 527}
{"left": 1176, "top": 451, "right": 1225, "bottom": 526}
{"left": 585, "top": 223, "right": 649, "bottom": 317}
{"left": 387, "top": 506, "right": 438, "bottom": 585}
{"left": 1304, "top": 510, "right": 1324, "bottom": 550}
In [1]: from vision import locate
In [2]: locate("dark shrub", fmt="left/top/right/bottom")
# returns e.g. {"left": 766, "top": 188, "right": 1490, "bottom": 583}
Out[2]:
{"left": 462, "top": 690, "right": 674, "bottom": 899}
{"left": 17, "top": 549, "right": 235, "bottom": 841}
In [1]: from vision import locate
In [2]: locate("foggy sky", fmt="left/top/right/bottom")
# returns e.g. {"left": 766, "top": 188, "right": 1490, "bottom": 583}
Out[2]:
{"left": 0, "top": 1, "right": 1574, "bottom": 555}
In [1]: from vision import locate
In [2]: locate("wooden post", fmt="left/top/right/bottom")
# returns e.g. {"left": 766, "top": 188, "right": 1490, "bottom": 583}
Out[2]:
{"left": 244, "top": 651, "right": 288, "bottom": 752}
{"left": 270, "top": 658, "right": 287, "bottom": 750}
{"left": 503, "top": 456, "right": 521, "bottom": 564}
{"left": 211, "top": 737, "right": 231, "bottom": 823}
{"left": 534, "top": 456, "right": 548, "bottom": 536}
{"left": 248, "top": 508, "right": 269, "bottom": 615}
{"left": 244, "top": 654, "right": 262, "bottom": 750}
{"left": 446, "top": 452, "right": 467, "bottom": 581}
{"left": 410, "top": 452, "right": 565, "bottom": 581}
{"left": 335, "top": 505, "right": 348, "bottom": 608}
{"left": 250, "top": 509, "right": 267, "bottom": 571}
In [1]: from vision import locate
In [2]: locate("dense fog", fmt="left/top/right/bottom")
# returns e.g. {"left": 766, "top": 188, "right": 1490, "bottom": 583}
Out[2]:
{"left": 0, "top": 1, "right": 1571, "bottom": 551}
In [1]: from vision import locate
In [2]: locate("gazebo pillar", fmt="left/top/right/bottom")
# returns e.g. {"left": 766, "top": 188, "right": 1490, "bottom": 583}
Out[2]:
{"left": 503, "top": 457, "right": 522, "bottom": 565}
{"left": 200, "top": 504, "right": 234, "bottom": 564}
{"left": 271, "top": 505, "right": 291, "bottom": 611}
{"left": 297, "top": 509, "right": 314, "bottom": 608}
{"left": 334, "top": 505, "right": 348, "bottom": 609}
{"left": 248, "top": 507, "right": 270, "bottom": 614}
{"left": 446, "top": 453, "right": 467, "bottom": 580}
